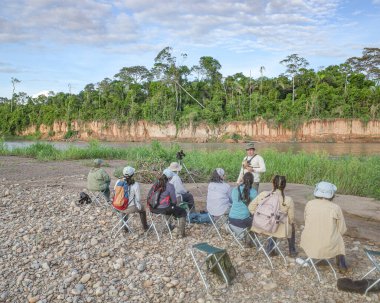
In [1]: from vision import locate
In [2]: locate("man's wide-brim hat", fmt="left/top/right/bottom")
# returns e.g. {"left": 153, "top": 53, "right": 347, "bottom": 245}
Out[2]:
{"left": 169, "top": 162, "right": 182, "bottom": 172}
{"left": 245, "top": 142, "right": 255, "bottom": 150}
{"left": 314, "top": 181, "right": 337, "bottom": 199}
{"left": 93, "top": 159, "right": 103, "bottom": 166}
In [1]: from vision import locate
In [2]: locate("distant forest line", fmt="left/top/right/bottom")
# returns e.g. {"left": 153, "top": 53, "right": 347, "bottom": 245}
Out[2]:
{"left": 1, "top": 47, "right": 379, "bottom": 137}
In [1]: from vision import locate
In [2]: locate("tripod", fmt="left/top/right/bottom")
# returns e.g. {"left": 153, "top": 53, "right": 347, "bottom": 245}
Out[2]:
{"left": 178, "top": 158, "right": 203, "bottom": 196}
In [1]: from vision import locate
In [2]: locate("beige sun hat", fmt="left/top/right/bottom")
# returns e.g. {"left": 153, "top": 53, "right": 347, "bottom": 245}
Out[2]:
{"left": 169, "top": 162, "right": 182, "bottom": 172}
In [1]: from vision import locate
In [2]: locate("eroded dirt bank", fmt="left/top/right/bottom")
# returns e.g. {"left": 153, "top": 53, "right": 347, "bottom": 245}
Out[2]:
{"left": 20, "top": 118, "right": 380, "bottom": 143}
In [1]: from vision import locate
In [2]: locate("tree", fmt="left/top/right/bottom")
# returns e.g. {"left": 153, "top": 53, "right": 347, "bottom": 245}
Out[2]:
{"left": 11, "top": 77, "right": 20, "bottom": 112}
{"left": 346, "top": 47, "right": 380, "bottom": 84}
{"left": 280, "top": 54, "right": 309, "bottom": 102}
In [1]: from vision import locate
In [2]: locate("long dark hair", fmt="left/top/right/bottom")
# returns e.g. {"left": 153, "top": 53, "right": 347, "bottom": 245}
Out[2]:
{"left": 272, "top": 175, "right": 286, "bottom": 206}
{"left": 157, "top": 174, "right": 168, "bottom": 191}
{"left": 210, "top": 170, "right": 223, "bottom": 183}
{"left": 241, "top": 172, "right": 253, "bottom": 204}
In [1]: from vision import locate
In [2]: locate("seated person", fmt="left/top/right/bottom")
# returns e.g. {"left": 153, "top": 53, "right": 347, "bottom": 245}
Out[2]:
{"left": 249, "top": 175, "right": 297, "bottom": 257}
{"left": 168, "top": 162, "right": 195, "bottom": 211}
{"left": 150, "top": 169, "right": 187, "bottom": 238}
{"left": 229, "top": 172, "right": 257, "bottom": 230}
{"left": 87, "top": 159, "right": 111, "bottom": 202}
{"left": 113, "top": 166, "right": 148, "bottom": 231}
{"left": 206, "top": 168, "right": 232, "bottom": 218}
{"left": 300, "top": 182, "right": 348, "bottom": 272}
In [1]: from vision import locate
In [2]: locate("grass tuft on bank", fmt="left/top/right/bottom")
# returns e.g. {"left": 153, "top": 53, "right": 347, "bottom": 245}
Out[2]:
{"left": 1, "top": 139, "right": 379, "bottom": 199}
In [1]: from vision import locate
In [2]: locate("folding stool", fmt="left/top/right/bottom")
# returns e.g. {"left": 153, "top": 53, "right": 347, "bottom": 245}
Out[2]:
{"left": 206, "top": 214, "right": 228, "bottom": 240}
{"left": 361, "top": 248, "right": 380, "bottom": 296}
{"left": 88, "top": 190, "right": 108, "bottom": 207}
{"left": 110, "top": 206, "right": 136, "bottom": 237}
{"left": 226, "top": 223, "right": 257, "bottom": 250}
{"left": 295, "top": 257, "right": 337, "bottom": 282}
{"left": 145, "top": 210, "right": 174, "bottom": 240}
{"left": 252, "top": 233, "right": 287, "bottom": 269}
{"left": 189, "top": 242, "right": 233, "bottom": 291}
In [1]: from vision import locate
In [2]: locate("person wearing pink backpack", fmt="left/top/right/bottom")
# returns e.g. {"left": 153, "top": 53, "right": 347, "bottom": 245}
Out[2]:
{"left": 249, "top": 175, "right": 297, "bottom": 257}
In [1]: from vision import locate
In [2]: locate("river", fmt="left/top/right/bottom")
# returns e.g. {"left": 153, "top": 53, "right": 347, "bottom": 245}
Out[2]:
{"left": 3, "top": 140, "right": 380, "bottom": 156}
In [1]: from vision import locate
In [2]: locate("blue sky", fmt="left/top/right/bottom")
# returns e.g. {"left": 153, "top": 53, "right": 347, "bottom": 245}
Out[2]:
{"left": 0, "top": 0, "right": 379, "bottom": 98}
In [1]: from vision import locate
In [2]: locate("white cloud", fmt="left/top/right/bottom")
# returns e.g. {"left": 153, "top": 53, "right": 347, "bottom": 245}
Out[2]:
{"left": 0, "top": 0, "right": 343, "bottom": 56}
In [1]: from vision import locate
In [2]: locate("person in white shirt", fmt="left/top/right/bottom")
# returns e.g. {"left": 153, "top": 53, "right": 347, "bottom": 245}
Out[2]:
{"left": 207, "top": 168, "right": 232, "bottom": 217}
{"left": 236, "top": 142, "right": 266, "bottom": 192}
{"left": 114, "top": 166, "right": 148, "bottom": 231}
{"left": 168, "top": 162, "right": 195, "bottom": 211}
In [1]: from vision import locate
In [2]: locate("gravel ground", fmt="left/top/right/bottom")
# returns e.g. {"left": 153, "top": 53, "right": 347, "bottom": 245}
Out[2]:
{"left": 0, "top": 156, "right": 379, "bottom": 302}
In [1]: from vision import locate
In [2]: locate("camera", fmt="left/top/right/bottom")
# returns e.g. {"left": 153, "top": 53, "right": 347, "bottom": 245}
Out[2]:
{"left": 176, "top": 150, "right": 186, "bottom": 161}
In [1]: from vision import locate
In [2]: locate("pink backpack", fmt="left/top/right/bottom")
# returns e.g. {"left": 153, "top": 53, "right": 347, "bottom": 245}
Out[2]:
{"left": 252, "top": 192, "right": 286, "bottom": 233}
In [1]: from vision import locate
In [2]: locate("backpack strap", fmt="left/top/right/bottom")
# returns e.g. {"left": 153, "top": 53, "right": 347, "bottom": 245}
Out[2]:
{"left": 246, "top": 154, "right": 257, "bottom": 165}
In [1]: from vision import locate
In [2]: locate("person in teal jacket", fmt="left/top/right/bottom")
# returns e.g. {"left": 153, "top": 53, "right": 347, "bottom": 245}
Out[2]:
{"left": 229, "top": 172, "right": 257, "bottom": 229}
{"left": 87, "top": 159, "right": 111, "bottom": 202}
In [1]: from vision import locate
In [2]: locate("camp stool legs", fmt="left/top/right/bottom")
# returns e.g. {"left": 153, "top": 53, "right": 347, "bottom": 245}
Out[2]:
{"left": 252, "top": 233, "right": 275, "bottom": 269}
{"left": 295, "top": 257, "right": 337, "bottom": 282}
{"left": 361, "top": 248, "right": 380, "bottom": 296}
{"left": 88, "top": 191, "right": 108, "bottom": 207}
{"left": 178, "top": 202, "right": 194, "bottom": 224}
{"left": 206, "top": 214, "right": 227, "bottom": 240}
{"left": 264, "top": 236, "right": 288, "bottom": 266}
{"left": 145, "top": 211, "right": 174, "bottom": 240}
{"left": 226, "top": 224, "right": 257, "bottom": 250}
{"left": 189, "top": 242, "right": 230, "bottom": 291}
{"left": 111, "top": 211, "right": 135, "bottom": 238}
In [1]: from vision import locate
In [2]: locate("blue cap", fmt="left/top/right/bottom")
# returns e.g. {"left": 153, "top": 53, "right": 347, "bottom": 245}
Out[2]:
{"left": 163, "top": 168, "right": 174, "bottom": 179}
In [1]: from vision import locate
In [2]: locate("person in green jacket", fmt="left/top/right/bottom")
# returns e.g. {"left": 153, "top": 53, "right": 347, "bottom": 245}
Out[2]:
{"left": 87, "top": 159, "right": 111, "bottom": 202}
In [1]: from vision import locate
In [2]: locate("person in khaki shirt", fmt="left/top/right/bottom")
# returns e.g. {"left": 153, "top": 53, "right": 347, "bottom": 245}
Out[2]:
{"left": 300, "top": 182, "right": 348, "bottom": 272}
{"left": 249, "top": 175, "right": 297, "bottom": 257}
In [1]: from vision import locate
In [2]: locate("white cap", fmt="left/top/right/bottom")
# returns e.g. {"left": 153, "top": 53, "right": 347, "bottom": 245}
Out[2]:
{"left": 314, "top": 181, "right": 337, "bottom": 199}
{"left": 216, "top": 168, "right": 225, "bottom": 177}
{"left": 123, "top": 166, "right": 135, "bottom": 177}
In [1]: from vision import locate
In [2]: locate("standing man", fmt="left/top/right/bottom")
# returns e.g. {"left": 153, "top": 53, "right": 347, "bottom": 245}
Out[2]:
{"left": 168, "top": 162, "right": 195, "bottom": 212}
{"left": 236, "top": 142, "right": 266, "bottom": 192}
{"left": 87, "top": 159, "right": 111, "bottom": 202}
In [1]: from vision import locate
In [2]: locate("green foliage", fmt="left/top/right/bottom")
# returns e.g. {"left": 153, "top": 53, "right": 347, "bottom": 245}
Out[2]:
{"left": 64, "top": 130, "right": 78, "bottom": 140}
{"left": 0, "top": 47, "right": 379, "bottom": 136}
{"left": 1, "top": 142, "right": 379, "bottom": 199}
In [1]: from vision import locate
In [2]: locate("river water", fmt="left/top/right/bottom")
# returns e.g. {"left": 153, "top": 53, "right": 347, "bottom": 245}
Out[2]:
{"left": 3, "top": 140, "right": 380, "bottom": 156}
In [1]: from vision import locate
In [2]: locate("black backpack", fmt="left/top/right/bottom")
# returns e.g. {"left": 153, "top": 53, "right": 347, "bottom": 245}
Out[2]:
{"left": 77, "top": 192, "right": 92, "bottom": 205}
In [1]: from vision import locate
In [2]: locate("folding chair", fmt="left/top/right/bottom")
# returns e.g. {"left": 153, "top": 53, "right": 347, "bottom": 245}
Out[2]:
{"left": 88, "top": 190, "right": 109, "bottom": 207}
{"left": 206, "top": 214, "right": 228, "bottom": 240}
{"left": 178, "top": 202, "right": 193, "bottom": 224}
{"left": 226, "top": 223, "right": 257, "bottom": 250}
{"left": 295, "top": 257, "right": 337, "bottom": 282}
{"left": 145, "top": 210, "right": 174, "bottom": 240}
{"left": 189, "top": 242, "right": 233, "bottom": 291}
{"left": 110, "top": 206, "right": 136, "bottom": 237}
{"left": 361, "top": 248, "right": 380, "bottom": 296}
{"left": 252, "top": 233, "right": 287, "bottom": 269}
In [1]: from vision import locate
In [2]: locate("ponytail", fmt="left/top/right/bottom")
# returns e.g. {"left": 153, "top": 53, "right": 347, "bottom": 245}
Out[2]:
{"left": 272, "top": 175, "right": 287, "bottom": 206}
{"left": 241, "top": 172, "right": 253, "bottom": 204}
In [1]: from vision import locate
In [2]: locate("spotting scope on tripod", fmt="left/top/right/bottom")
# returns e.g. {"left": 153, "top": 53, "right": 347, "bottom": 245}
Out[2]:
{"left": 176, "top": 150, "right": 203, "bottom": 196}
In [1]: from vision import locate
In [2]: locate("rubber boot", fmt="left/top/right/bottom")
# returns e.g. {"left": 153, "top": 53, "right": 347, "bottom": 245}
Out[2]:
{"left": 178, "top": 217, "right": 186, "bottom": 238}
{"left": 287, "top": 223, "right": 298, "bottom": 257}
{"left": 336, "top": 255, "right": 348, "bottom": 273}
{"left": 139, "top": 211, "right": 149, "bottom": 231}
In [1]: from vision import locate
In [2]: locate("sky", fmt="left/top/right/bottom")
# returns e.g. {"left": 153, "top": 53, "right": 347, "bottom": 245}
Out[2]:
{"left": 0, "top": 0, "right": 379, "bottom": 98}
